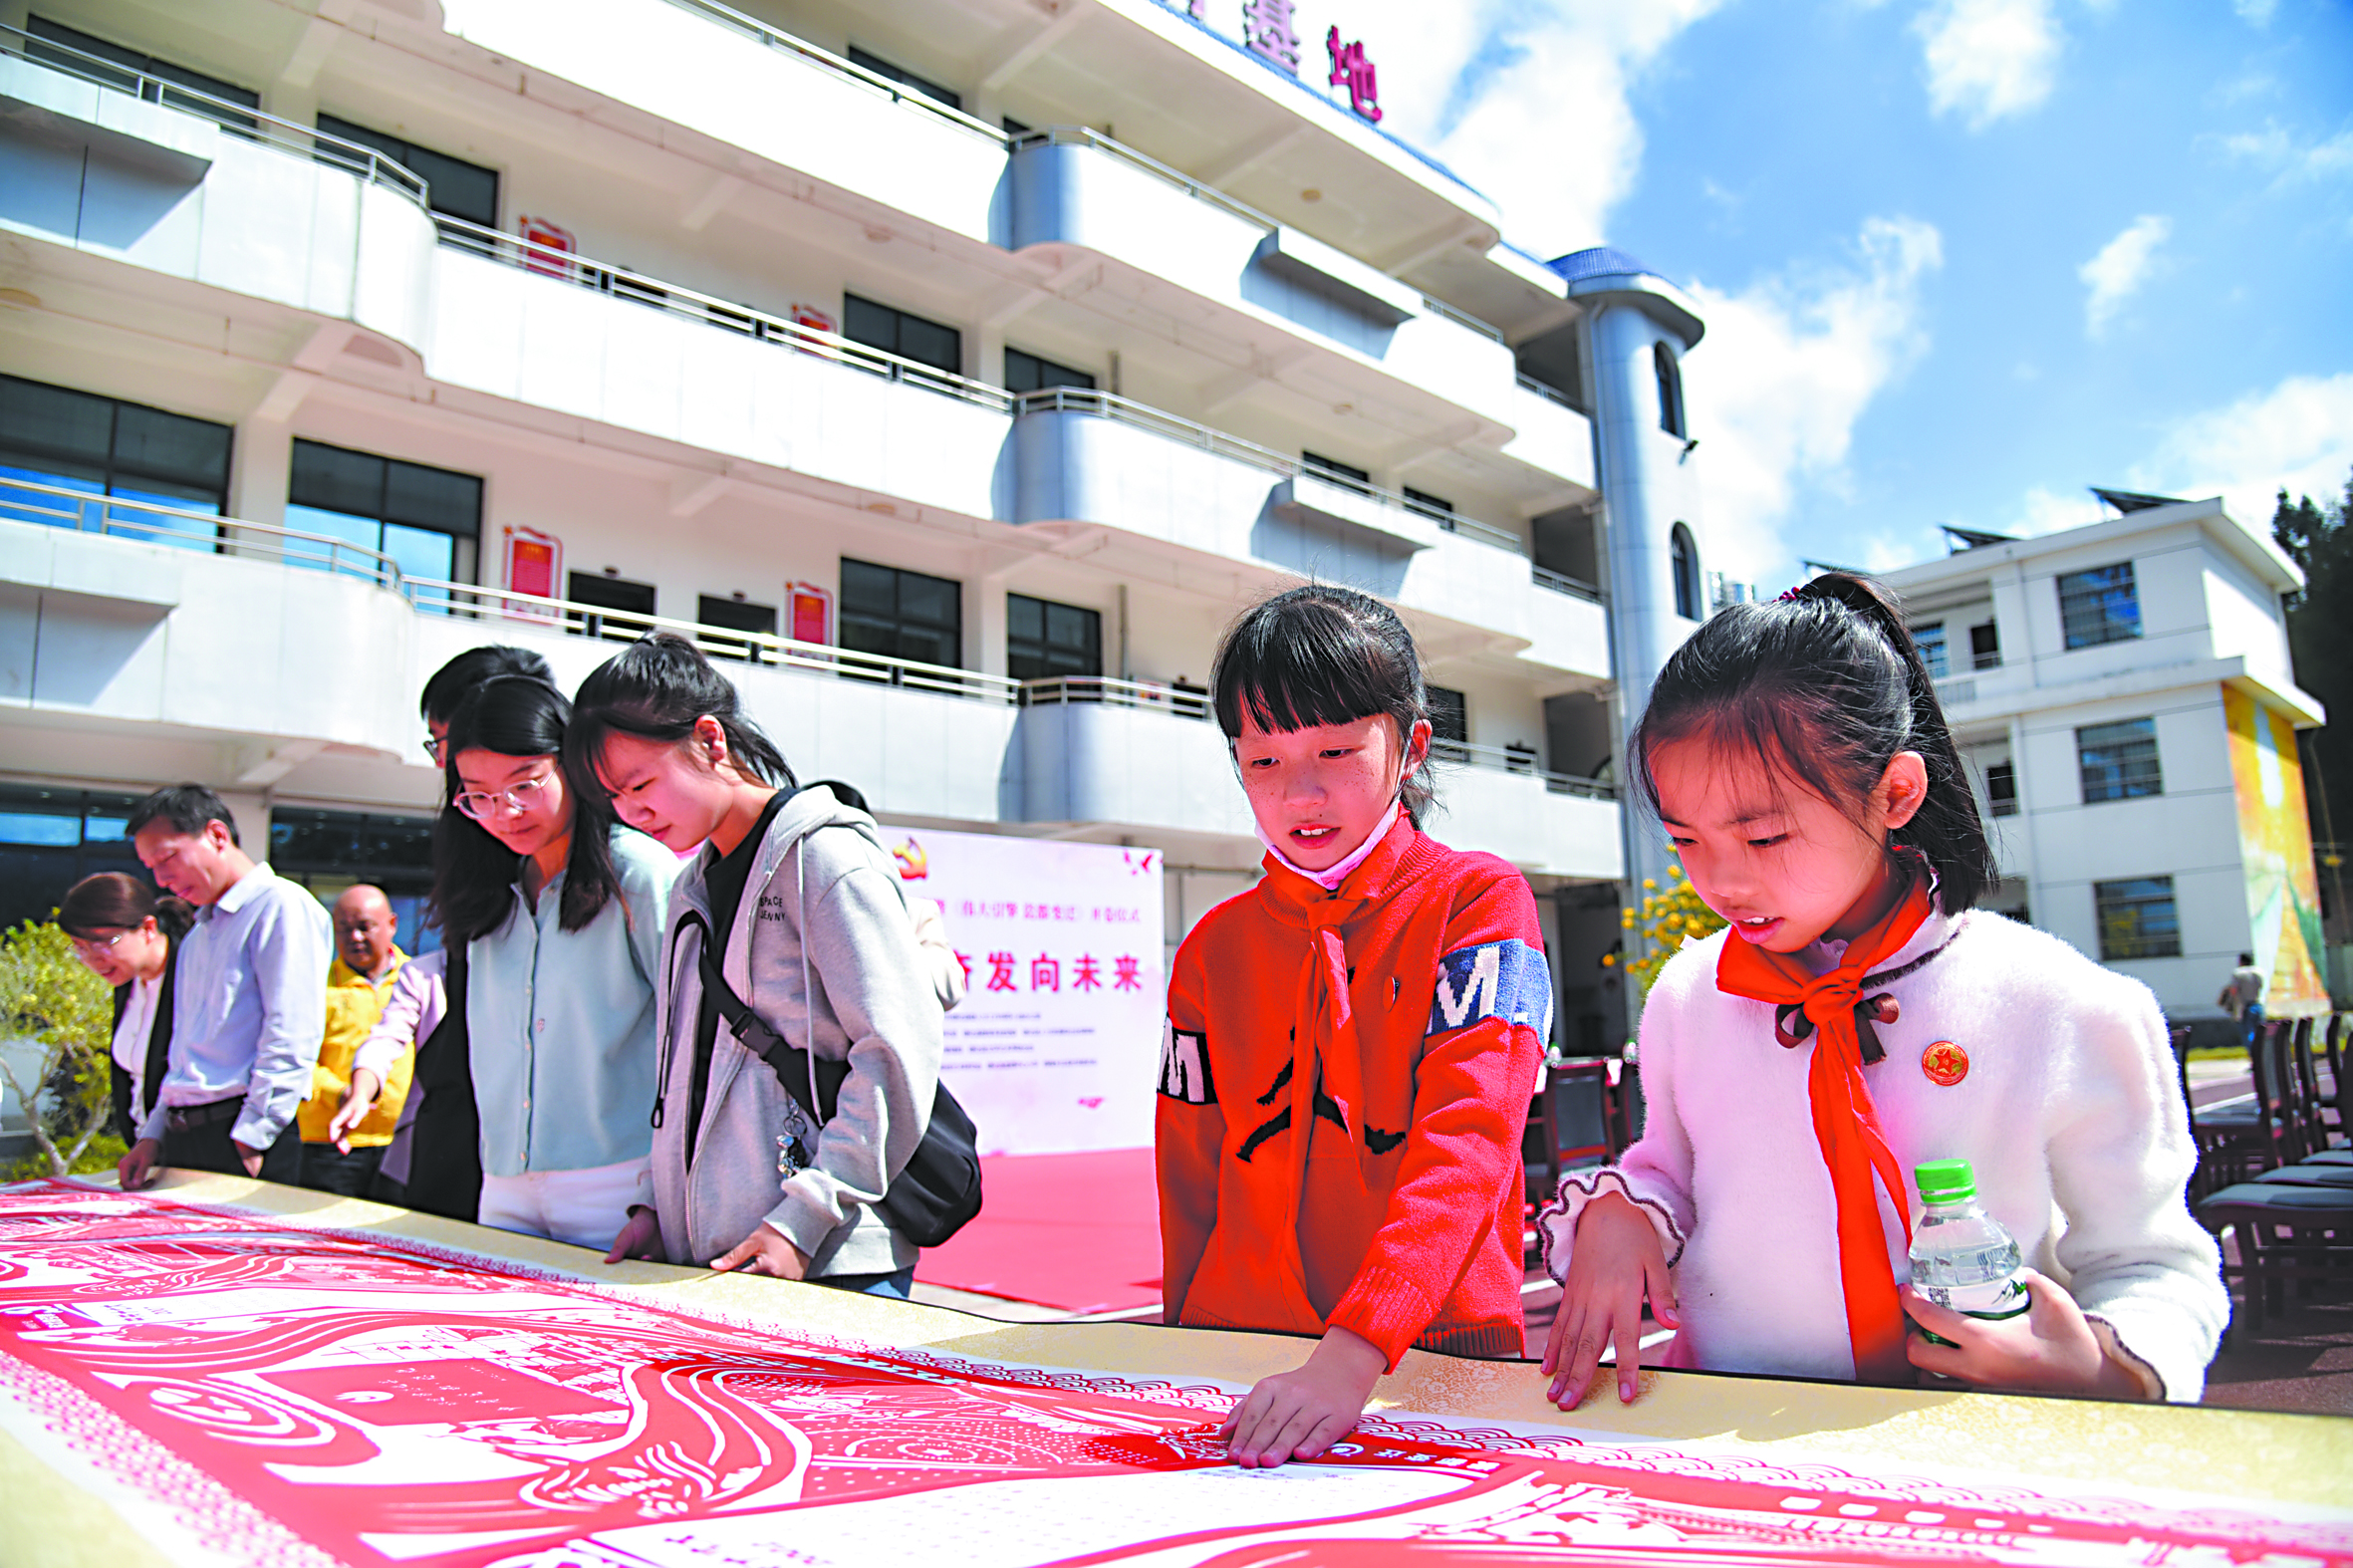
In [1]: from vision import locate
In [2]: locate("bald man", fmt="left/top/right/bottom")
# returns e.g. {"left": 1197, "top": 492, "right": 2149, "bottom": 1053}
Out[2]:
{"left": 296, "top": 886, "right": 414, "bottom": 1197}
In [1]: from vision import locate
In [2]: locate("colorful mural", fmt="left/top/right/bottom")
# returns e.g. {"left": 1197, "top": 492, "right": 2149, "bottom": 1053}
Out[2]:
{"left": 2222, "top": 685, "right": 2330, "bottom": 1016}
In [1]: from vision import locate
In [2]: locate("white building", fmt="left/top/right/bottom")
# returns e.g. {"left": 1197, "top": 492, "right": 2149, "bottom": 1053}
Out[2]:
{"left": 0, "top": 0, "right": 1720, "bottom": 1053}
{"left": 1879, "top": 492, "right": 2330, "bottom": 1031}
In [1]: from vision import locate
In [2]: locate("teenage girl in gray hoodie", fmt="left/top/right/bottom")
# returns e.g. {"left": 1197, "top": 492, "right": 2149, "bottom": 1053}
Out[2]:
{"left": 568, "top": 634, "right": 944, "bottom": 1295}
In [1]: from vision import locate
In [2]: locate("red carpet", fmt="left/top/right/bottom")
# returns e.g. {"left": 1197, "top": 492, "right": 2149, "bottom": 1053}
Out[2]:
{"left": 916, "top": 1148, "right": 1162, "bottom": 1314}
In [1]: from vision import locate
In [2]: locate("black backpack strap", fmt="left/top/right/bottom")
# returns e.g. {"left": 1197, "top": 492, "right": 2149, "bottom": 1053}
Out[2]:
{"left": 696, "top": 937, "right": 821, "bottom": 1124}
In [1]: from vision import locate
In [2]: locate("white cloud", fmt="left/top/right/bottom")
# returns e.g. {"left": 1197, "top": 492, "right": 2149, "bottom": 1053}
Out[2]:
{"left": 2131, "top": 372, "right": 2353, "bottom": 529}
{"left": 1913, "top": 0, "right": 2064, "bottom": 131}
{"left": 1334, "top": 0, "right": 1728, "bottom": 256}
{"left": 2221, "top": 121, "right": 2353, "bottom": 186}
{"left": 1682, "top": 216, "right": 1946, "bottom": 586}
{"left": 2078, "top": 214, "right": 2171, "bottom": 339}
{"left": 2232, "top": 0, "right": 2276, "bottom": 24}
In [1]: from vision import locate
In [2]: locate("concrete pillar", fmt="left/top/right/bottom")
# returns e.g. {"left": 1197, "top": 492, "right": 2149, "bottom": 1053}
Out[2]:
{"left": 218, "top": 789, "right": 272, "bottom": 864}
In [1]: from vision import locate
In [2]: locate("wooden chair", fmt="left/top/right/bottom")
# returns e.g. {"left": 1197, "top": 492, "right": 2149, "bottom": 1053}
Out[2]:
{"left": 2285, "top": 1017, "right": 2334, "bottom": 1158}
{"left": 2192, "top": 1020, "right": 2296, "bottom": 1185}
{"left": 2198, "top": 1181, "right": 2353, "bottom": 1336}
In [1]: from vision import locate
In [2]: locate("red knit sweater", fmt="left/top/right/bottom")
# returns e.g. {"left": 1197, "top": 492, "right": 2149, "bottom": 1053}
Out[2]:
{"left": 1158, "top": 813, "right": 1549, "bottom": 1368}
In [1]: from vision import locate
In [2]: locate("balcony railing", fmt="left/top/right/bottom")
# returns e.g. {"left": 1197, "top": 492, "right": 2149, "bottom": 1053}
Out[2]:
{"left": 1515, "top": 373, "right": 1580, "bottom": 409}
{"left": 430, "top": 216, "right": 1016, "bottom": 413}
{"left": 2, "top": 22, "right": 429, "bottom": 210}
{"left": 1532, "top": 565, "right": 1604, "bottom": 603}
{"left": 1021, "top": 677, "right": 1614, "bottom": 797}
{"left": 1013, "top": 388, "right": 1528, "bottom": 557}
{"left": 402, "top": 580, "right": 1023, "bottom": 703}
{"left": 1009, "top": 125, "right": 1507, "bottom": 345}
{"left": 660, "top": 0, "right": 1007, "bottom": 144}
{"left": 0, "top": 478, "right": 407, "bottom": 588}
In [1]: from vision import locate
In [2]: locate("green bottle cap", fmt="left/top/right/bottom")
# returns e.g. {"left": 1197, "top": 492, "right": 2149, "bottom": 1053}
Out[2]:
{"left": 1915, "top": 1158, "right": 1976, "bottom": 1202}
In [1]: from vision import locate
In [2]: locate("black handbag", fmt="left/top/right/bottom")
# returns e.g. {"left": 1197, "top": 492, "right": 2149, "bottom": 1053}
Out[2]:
{"left": 694, "top": 928, "right": 982, "bottom": 1249}
{"left": 404, "top": 942, "right": 483, "bottom": 1224}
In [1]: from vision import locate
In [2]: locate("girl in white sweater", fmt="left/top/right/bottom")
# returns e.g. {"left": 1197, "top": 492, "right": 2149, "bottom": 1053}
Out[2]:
{"left": 1538, "top": 573, "right": 2225, "bottom": 1407}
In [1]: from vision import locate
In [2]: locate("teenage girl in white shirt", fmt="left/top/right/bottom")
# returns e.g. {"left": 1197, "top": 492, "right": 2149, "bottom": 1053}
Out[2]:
{"left": 1539, "top": 572, "right": 2226, "bottom": 1406}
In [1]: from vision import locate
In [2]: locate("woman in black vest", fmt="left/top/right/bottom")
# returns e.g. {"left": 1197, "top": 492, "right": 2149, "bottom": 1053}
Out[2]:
{"left": 61, "top": 874, "right": 194, "bottom": 1142}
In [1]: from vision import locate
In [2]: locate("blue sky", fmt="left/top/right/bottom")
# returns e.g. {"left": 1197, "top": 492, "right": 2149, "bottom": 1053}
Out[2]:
{"left": 1282, "top": 0, "right": 2353, "bottom": 590}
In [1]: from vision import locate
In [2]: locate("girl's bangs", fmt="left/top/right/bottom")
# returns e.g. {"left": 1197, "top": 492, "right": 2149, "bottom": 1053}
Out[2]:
{"left": 1213, "top": 609, "right": 1406, "bottom": 737}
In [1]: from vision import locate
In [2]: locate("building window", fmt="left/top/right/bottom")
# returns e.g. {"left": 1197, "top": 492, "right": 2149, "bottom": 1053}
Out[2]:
{"left": 697, "top": 594, "right": 777, "bottom": 661}
{"left": 1984, "top": 760, "right": 2018, "bottom": 818}
{"left": 2077, "top": 718, "right": 2162, "bottom": 804}
{"left": 1004, "top": 349, "right": 1095, "bottom": 394}
{"left": 1969, "top": 620, "right": 2000, "bottom": 669}
{"left": 270, "top": 808, "right": 440, "bottom": 954}
{"left": 1654, "top": 342, "right": 1686, "bottom": 439}
{"left": 846, "top": 45, "right": 961, "bottom": 111}
{"left": 843, "top": 294, "right": 962, "bottom": 379}
{"left": 287, "top": 439, "right": 482, "bottom": 586}
{"left": 316, "top": 114, "right": 499, "bottom": 236}
{"left": 1007, "top": 594, "right": 1102, "bottom": 681}
{"left": 27, "top": 17, "right": 258, "bottom": 134}
{"left": 1302, "top": 451, "right": 1373, "bottom": 497}
{"left": 0, "top": 784, "right": 144, "bottom": 934}
{"left": 841, "top": 559, "right": 961, "bottom": 669}
{"left": 2057, "top": 562, "right": 2142, "bottom": 649}
{"left": 1404, "top": 487, "right": 1454, "bottom": 527}
{"left": 567, "top": 570, "right": 655, "bottom": 641}
{"left": 0, "top": 375, "right": 229, "bottom": 546}
{"left": 1671, "top": 523, "right": 1700, "bottom": 621}
{"left": 1428, "top": 684, "right": 1468, "bottom": 763}
{"left": 2095, "top": 876, "right": 2181, "bottom": 960}
{"left": 1915, "top": 623, "right": 1948, "bottom": 679}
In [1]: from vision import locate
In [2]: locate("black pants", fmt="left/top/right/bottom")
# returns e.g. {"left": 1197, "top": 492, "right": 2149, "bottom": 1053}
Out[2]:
{"left": 160, "top": 1100, "right": 302, "bottom": 1183}
{"left": 298, "top": 1142, "right": 385, "bottom": 1197}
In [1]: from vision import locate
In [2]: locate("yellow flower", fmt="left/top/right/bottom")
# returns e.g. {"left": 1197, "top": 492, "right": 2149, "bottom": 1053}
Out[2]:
{"left": 1643, "top": 879, "right": 1657, "bottom": 890}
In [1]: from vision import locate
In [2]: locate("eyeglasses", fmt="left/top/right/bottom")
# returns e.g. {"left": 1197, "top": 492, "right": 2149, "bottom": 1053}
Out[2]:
{"left": 454, "top": 773, "right": 555, "bottom": 822}
{"left": 70, "top": 930, "right": 129, "bottom": 958}
{"left": 421, "top": 734, "right": 444, "bottom": 762}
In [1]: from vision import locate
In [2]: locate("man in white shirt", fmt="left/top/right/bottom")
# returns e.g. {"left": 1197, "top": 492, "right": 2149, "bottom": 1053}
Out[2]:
{"left": 2219, "top": 952, "right": 2266, "bottom": 1053}
{"left": 118, "top": 785, "right": 331, "bottom": 1189}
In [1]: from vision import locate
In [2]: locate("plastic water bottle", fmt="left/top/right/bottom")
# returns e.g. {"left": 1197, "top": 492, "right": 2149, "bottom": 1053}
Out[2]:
{"left": 1907, "top": 1158, "right": 2027, "bottom": 1347}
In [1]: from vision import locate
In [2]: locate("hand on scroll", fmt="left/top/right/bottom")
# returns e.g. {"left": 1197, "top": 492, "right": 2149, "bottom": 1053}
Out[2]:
{"left": 1219, "top": 1324, "right": 1385, "bottom": 1468}
{"left": 605, "top": 1206, "right": 663, "bottom": 1264}
{"left": 1544, "top": 1188, "right": 1677, "bottom": 1409}
{"left": 710, "top": 1222, "right": 811, "bottom": 1279}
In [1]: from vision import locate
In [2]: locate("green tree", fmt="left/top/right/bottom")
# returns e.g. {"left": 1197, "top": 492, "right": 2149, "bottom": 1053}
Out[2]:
{"left": 0, "top": 919, "right": 113, "bottom": 1176}
{"left": 2273, "top": 468, "right": 2353, "bottom": 929}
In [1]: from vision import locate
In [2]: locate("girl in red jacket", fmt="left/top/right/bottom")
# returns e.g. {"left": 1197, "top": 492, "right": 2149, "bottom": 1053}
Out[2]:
{"left": 1162, "top": 585, "right": 1551, "bottom": 1468}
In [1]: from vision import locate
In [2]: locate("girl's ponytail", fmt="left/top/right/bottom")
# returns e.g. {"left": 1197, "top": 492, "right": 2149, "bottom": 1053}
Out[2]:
{"left": 1631, "top": 571, "right": 1997, "bottom": 915}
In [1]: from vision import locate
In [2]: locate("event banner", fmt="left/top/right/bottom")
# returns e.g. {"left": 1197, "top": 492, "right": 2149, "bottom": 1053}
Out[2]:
{"left": 886, "top": 826, "right": 1165, "bottom": 1155}
{"left": 1, "top": 1183, "right": 2347, "bottom": 1568}
{"left": 2223, "top": 685, "right": 2331, "bottom": 1016}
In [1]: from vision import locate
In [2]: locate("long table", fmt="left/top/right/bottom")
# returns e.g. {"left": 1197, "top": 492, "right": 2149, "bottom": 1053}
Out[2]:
{"left": 1, "top": 1173, "right": 2346, "bottom": 1567}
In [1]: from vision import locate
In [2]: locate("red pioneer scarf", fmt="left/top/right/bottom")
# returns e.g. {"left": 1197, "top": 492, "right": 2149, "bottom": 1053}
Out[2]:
{"left": 1714, "top": 877, "right": 1932, "bottom": 1384}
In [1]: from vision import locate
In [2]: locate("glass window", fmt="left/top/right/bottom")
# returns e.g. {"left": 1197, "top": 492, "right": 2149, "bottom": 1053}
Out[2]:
{"left": 846, "top": 46, "right": 962, "bottom": 111}
{"left": 0, "top": 375, "right": 227, "bottom": 545}
{"left": 1302, "top": 451, "right": 1372, "bottom": 497}
{"left": 288, "top": 438, "right": 480, "bottom": 586}
{"left": 27, "top": 17, "right": 258, "bottom": 134}
{"left": 1969, "top": 620, "right": 2001, "bottom": 669}
{"left": 566, "top": 571, "right": 655, "bottom": 642}
{"left": 841, "top": 559, "right": 962, "bottom": 670}
{"left": 1004, "top": 348, "right": 1096, "bottom": 395}
{"left": 843, "top": 294, "right": 962, "bottom": 378}
{"left": 1428, "top": 685, "right": 1469, "bottom": 763}
{"left": 1404, "top": 487, "right": 1454, "bottom": 527}
{"left": 317, "top": 115, "right": 499, "bottom": 230}
{"left": 1984, "top": 760, "right": 2018, "bottom": 818}
{"left": 1654, "top": 342, "right": 1686, "bottom": 438}
{"left": 1671, "top": 524, "right": 1699, "bottom": 621}
{"left": 2057, "top": 562, "right": 2141, "bottom": 649}
{"left": 1914, "top": 623, "right": 1948, "bottom": 679}
{"left": 1007, "top": 594, "right": 1102, "bottom": 682}
{"left": 2095, "top": 876, "right": 2181, "bottom": 960}
{"left": 697, "top": 594, "right": 778, "bottom": 662}
{"left": 2077, "top": 717, "right": 2162, "bottom": 804}
{"left": 270, "top": 807, "right": 442, "bottom": 955}
{"left": 0, "top": 784, "right": 146, "bottom": 932}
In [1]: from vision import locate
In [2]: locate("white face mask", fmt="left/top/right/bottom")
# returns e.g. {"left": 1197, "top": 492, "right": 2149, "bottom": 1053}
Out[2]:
{"left": 1256, "top": 799, "right": 1403, "bottom": 891}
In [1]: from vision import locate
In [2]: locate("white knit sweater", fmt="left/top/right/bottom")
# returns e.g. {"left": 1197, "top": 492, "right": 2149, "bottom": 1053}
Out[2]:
{"left": 1538, "top": 909, "right": 2226, "bottom": 1401}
